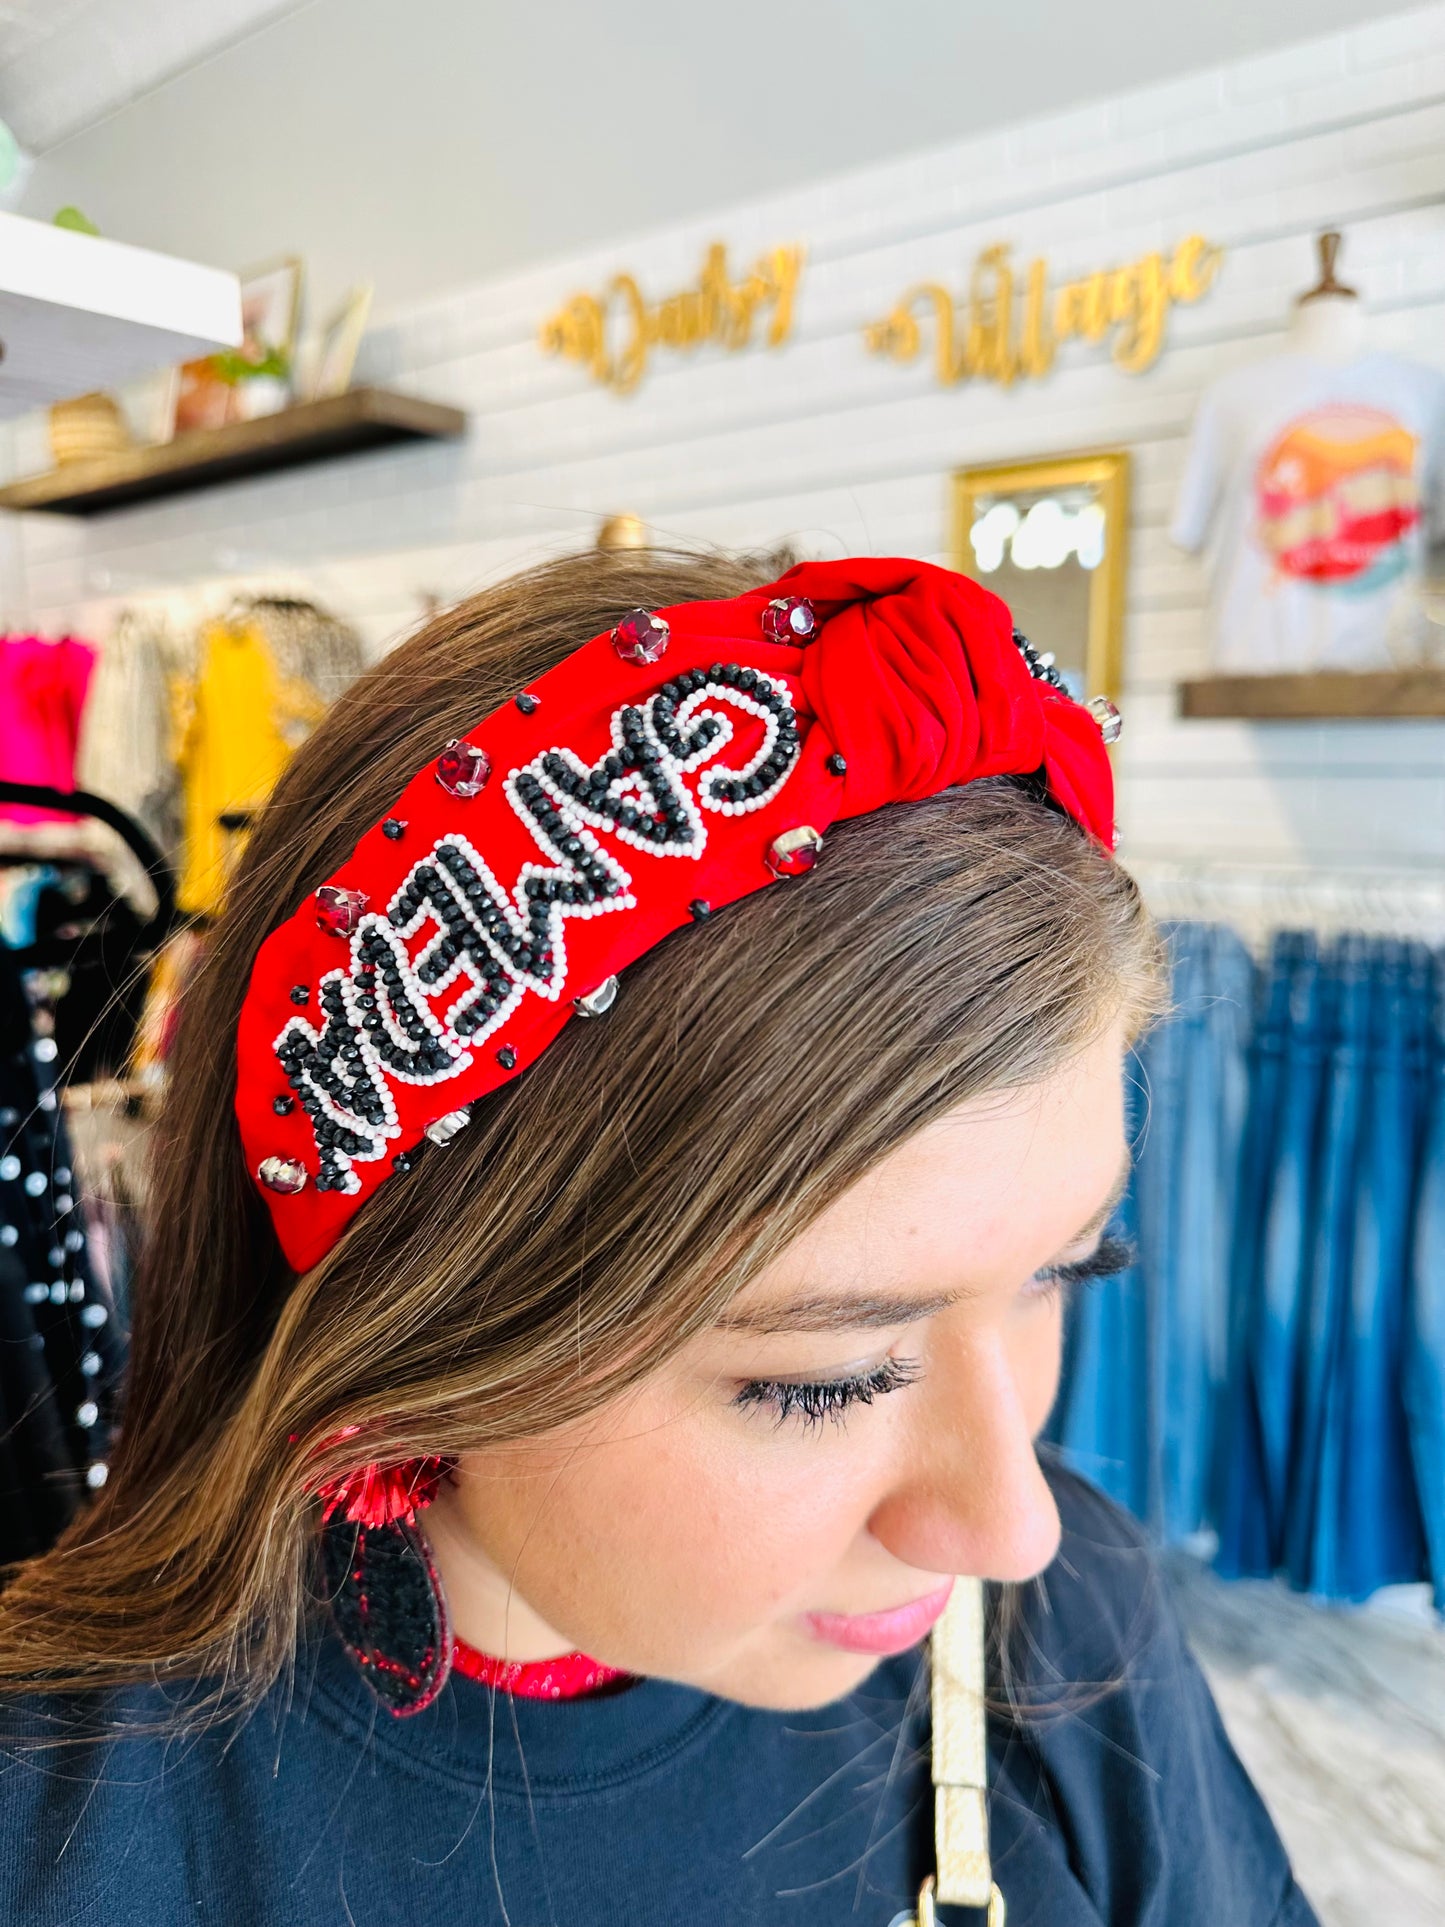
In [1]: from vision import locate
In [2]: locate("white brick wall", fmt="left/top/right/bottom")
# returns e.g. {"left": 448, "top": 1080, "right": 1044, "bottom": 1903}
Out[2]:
{"left": 5, "top": 6, "right": 1445, "bottom": 881}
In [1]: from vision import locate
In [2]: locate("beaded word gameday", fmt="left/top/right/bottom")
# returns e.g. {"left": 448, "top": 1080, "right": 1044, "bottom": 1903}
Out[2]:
{"left": 268, "top": 662, "right": 803, "bottom": 1198}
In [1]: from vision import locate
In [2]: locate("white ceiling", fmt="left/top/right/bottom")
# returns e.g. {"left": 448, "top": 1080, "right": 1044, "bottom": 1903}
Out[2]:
{"left": 0, "top": 0, "right": 306, "bottom": 152}
{"left": 0, "top": 0, "right": 1412, "bottom": 317}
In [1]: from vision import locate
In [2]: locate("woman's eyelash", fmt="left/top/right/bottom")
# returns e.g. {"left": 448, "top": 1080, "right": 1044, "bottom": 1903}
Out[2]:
{"left": 1032, "top": 1231, "right": 1136, "bottom": 1297}
{"left": 734, "top": 1355, "right": 923, "bottom": 1431}
{"left": 731, "top": 1236, "right": 1137, "bottom": 1430}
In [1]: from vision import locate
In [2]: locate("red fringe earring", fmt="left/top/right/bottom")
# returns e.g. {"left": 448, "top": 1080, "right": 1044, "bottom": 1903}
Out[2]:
{"left": 317, "top": 1454, "right": 449, "bottom": 1529}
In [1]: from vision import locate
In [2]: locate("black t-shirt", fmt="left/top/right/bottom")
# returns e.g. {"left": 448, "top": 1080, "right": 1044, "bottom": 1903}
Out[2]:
{"left": 0, "top": 1466, "right": 1317, "bottom": 1926}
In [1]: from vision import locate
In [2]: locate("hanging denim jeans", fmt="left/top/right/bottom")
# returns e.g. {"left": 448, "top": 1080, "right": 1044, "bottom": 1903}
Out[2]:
{"left": 1217, "top": 933, "right": 1326, "bottom": 1577}
{"left": 1291, "top": 940, "right": 1429, "bottom": 1598}
{"left": 1331, "top": 943, "right": 1430, "bottom": 1599}
{"left": 1052, "top": 921, "right": 1252, "bottom": 1540}
{"left": 1136, "top": 921, "right": 1254, "bottom": 1542}
{"left": 1281, "top": 938, "right": 1371, "bottom": 1591}
{"left": 1405, "top": 950, "right": 1445, "bottom": 1611}
{"left": 1055, "top": 921, "right": 1439, "bottom": 1603}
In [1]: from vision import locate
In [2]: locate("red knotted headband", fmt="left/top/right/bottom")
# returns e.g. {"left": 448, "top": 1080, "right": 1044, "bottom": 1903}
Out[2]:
{"left": 236, "top": 556, "right": 1117, "bottom": 1270}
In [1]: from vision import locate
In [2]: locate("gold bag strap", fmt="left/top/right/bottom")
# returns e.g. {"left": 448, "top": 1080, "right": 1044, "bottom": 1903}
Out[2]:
{"left": 912, "top": 1577, "right": 1006, "bottom": 1927}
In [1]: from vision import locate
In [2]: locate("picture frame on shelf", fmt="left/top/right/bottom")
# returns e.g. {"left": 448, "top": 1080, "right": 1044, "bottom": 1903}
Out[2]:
{"left": 950, "top": 449, "right": 1131, "bottom": 704}
{"left": 226, "top": 254, "right": 304, "bottom": 420}
{"left": 117, "top": 364, "right": 181, "bottom": 447}
{"left": 237, "top": 254, "right": 304, "bottom": 369}
{"left": 308, "top": 284, "right": 373, "bottom": 400}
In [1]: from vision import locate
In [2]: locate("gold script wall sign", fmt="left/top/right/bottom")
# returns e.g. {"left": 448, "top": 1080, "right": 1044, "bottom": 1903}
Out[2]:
{"left": 539, "top": 242, "right": 805, "bottom": 395}
{"left": 864, "top": 234, "right": 1223, "bottom": 388}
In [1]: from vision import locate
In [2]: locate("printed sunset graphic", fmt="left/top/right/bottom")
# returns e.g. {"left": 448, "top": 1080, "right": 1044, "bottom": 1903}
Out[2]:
{"left": 1255, "top": 404, "right": 1421, "bottom": 588}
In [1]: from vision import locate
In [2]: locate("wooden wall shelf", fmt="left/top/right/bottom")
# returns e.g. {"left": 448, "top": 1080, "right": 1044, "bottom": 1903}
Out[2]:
{"left": 1179, "top": 669, "right": 1445, "bottom": 721}
{"left": 0, "top": 388, "right": 467, "bottom": 516}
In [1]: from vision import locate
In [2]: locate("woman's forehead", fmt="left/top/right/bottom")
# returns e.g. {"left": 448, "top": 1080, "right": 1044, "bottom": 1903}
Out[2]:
{"left": 728, "top": 1028, "right": 1129, "bottom": 1316}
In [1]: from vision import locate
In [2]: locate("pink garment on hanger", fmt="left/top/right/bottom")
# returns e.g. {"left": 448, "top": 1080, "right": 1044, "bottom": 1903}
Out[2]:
{"left": 0, "top": 635, "right": 97, "bottom": 823}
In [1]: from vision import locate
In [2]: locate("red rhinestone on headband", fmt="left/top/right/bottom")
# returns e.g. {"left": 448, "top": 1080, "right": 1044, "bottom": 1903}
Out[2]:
{"left": 236, "top": 557, "right": 1119, "bottom": 1270}
{"left": 267, "top": 659, "right": 804, "bottom": 1199}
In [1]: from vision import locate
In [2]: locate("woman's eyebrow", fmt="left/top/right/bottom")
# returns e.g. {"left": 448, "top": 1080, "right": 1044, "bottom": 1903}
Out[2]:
{"left": 720, "top": 1154, "right": 1135, "bottom": 1336}
{"left": 715, "top": 1288, "right": 968, "bottom": 1336}
{"left": 1059, "top": 1155, "right": 1133, "bottom": 1252}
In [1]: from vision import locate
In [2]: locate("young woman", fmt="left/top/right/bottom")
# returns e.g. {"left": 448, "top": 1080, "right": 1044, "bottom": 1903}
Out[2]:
{"left": 0, "top": 550, "right": 1316, "bottom": 1927}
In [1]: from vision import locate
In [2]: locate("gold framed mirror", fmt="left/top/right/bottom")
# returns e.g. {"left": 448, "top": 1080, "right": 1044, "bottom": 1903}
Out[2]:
{"left": 950, "top": 450, "right": 1130, "bottom": 702}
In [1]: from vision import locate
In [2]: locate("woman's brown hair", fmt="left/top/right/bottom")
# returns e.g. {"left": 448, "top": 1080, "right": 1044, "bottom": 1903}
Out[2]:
{"left": 0, "top": 546, "right": 1164, "bottom": 1722}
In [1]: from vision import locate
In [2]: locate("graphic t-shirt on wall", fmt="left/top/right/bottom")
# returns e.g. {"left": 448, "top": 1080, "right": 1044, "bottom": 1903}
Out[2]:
{"left": 1171, "top": 353, "right": 1445, "bottom": 673}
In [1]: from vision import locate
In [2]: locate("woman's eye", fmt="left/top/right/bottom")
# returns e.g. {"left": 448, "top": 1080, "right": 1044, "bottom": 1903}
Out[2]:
{"left": 1028, "top": 1231, "right": 1136, "bottom": 1301}
{"left": 733, "top": 1355, "right": 923, "bottom": 1432}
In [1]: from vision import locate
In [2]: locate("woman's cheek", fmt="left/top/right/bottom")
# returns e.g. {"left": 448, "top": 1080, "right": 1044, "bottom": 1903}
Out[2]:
{"left": 705, "top": 1421, "right": 899, "bottom": 1595}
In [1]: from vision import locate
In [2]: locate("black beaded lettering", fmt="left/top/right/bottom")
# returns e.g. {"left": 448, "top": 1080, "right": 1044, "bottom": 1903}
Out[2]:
{"left": 273, "top": 667, "right": 803, "bottom": 1194}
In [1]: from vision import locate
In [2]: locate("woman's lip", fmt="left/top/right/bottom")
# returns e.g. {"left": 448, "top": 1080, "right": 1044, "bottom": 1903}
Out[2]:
{"left": 802, "top": 1579, "right": 955, "bottom": 1656}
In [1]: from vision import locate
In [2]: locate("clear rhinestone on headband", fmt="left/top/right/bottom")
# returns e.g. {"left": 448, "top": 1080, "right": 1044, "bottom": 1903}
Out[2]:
{"left": 424, "top": 1107, "right": 472, "bottom": 1147}
{"left": 258, "top": 1155, "right": 308, "bottom": 1195}
{"left": 1087, "top": 694, "right": 1123, "bottom": 745}
{"left": 574, "top": 976, "right": 619, "bottom": 1017}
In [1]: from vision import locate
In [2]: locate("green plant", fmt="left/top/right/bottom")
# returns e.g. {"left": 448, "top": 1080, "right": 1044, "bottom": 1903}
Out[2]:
{"left": 53, "top": 206, "right": 100, "bottom": 236}
{"left": 213, "top": 341, "right": 291, "bottom": 385}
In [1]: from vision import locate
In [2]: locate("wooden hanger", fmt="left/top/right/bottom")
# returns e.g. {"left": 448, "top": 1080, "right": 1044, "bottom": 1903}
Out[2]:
{"left": 1298, "top": 230, "right": 1358, "bottom": 304}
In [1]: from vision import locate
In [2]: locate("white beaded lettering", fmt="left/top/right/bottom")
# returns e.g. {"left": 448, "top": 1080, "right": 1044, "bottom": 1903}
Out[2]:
{"left": 273, "top": 670, "right": 801, "bottom": 1191}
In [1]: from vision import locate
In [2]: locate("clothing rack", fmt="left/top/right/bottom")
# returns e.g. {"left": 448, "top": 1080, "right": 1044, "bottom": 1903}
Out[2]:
{"left": 1128, "top": 857, "right": 1445, "bottom": 948}
{"left": 0, "top": 780, "right": 177, "bottom": 954}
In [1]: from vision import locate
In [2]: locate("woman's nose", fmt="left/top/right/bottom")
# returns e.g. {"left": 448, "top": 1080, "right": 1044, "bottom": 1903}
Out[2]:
{"left": 865, "top": 1327, "right": 1062, "bottom": 1584}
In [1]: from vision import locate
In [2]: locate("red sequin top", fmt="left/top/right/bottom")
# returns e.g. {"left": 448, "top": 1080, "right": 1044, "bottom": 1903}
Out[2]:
{"left": 451, "top": 1637, "right": 629, "bottom": 1699}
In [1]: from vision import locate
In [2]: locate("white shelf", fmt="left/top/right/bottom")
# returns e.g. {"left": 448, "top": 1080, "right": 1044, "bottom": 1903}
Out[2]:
{"left": 0, "top": 211, "right": 242, "bottom": 419}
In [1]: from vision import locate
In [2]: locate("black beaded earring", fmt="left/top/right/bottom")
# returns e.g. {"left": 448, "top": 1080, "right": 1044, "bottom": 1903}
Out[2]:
{"left": 320, "top": 1513, "right": 453, "bottom": 1718}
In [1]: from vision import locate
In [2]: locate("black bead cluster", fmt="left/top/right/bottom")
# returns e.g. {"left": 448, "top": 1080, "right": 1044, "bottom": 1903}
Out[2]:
{"left": 504, "top": 784, "right": 622, "bottom": 916}
{"left": 647, "top": 678, "right": 723, "bottom": 769}
{"left": 1011, "top": 627, "right": 1070, "bottom": 695}
{"left": 352, "top": 934, "right": 454, "bottom": 1076}
{"left": 276, "top": 987, "right": 387, "bottom": 1194}
{"left": 387, "top": 856, "right": 524, "bottom": 1042}
{"left": 669, "top": 665, "right": 798, "bottom": 809}
{"left": 542, "top": 704, "right": 694, "bottom": 849}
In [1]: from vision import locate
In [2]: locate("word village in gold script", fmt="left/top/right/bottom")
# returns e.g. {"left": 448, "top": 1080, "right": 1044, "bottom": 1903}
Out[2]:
{"left": 864, "top": 234, "right": 1223, "bottom": 388}
{"left": 538, "top": 242, "right": 805, "bottom": 395}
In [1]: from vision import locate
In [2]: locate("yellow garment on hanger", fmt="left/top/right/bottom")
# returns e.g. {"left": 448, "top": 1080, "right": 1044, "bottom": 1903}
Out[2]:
{"left": 173, "top": 621, "right": 326, "bottom": 916}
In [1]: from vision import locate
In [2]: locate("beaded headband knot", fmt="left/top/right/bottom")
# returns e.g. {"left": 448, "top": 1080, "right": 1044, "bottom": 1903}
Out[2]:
{"left": 236, "top": 556, "right": 1118, "bottom": 1270}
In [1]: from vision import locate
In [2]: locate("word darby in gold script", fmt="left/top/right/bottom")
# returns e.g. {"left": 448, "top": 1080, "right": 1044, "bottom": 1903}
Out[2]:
{"left": 539, "top": 243, "right": 805, "bottom": 394}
